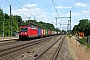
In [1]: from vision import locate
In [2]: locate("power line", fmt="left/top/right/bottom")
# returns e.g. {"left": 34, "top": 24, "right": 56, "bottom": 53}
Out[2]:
{"left": 0, "top": 2, "right": 9, "bottom": 6}
{"left": 52, "top": 0, "right": 60, "bottom": 26}
{"left": 15, "top": 0, "right": 23, "bottom": 6}
{"left": 71, "top": 0, "right": 78, "bottom": 11}
{"left": 48, "top": 19, "right": 56, "bottom": 24}
{"left": 52, "top": 0, "right": 63, "bottom": 16}
{"left": 5, "top": 0, "right": 34, "bottom": 17}
{"left": 52, "top": 0, "right": 78, "bottom": 14}
{"left": 15, "top": 0, "right": 39, "bottom": 20}
{"left": 15, "top": 0, "right": 40, "bottom": 18}
{"left": 5, "top": 0, "right": 20, "bottom": 8}
{"left": 52, "top": 0, "right": 59, "bottom": 17}
{"left": 0, "top": 1, "right": 23, "bottom": 15}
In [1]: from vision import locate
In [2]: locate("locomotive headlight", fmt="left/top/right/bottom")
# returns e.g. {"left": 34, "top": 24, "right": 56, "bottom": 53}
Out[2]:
{"left": 20, "top": 32, "right": 22, "bottom": 34}
{"left": 25, "top": 32, "right": 26, "bottom": 34}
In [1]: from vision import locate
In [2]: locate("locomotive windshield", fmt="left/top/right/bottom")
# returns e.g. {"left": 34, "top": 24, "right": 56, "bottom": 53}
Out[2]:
{"left": 21, "top": 28, "right": 28, "bottom": 32}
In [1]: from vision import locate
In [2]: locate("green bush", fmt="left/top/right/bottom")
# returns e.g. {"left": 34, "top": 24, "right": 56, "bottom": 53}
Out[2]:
{"left": 86, "top": 44, "right": 90, "bottom": 49}
{"left": 79, "top": 37, "right": 87, "bottom": 45}
{"left": 79, "top": 37, "right": 90, "bottom": 49}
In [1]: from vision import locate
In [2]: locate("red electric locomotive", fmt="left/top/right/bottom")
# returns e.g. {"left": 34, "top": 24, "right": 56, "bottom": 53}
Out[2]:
{"left": 19, "top": 26, "right": 38, "bottom": 40}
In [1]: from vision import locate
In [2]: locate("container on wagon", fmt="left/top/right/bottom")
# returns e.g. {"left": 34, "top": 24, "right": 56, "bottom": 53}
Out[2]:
{"left": 45, "top": 29, "right": 48, "bottom": 35}
{"left": 44, "top": 29, "right": 46, "bottom": 35}
{"left": 52, "top": 31, "right": 54, "bottom": 35}
{"left": 55, "top": 31, "right": 57, "bottom": 35}
{"left": 38, "top": 27, "right": 41, "bottom": 36}
{"left": 40, "top": 29, "right": 44, "bottom": 36}
{"left": 50, "top": 30, "right": 52, "bottom": 35}
{"left": 48, "top": 30, "right": 50, "bottom": 35}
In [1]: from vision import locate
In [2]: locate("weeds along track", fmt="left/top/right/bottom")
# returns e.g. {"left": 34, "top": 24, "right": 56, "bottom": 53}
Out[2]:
{"left": 0, "top": 35, "right": 60, "bottom": 60}
{"left": 23, "top": 35, "right": 65, "bottom": 60}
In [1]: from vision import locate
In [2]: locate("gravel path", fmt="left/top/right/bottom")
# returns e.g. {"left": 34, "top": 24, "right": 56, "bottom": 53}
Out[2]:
{"left": 56, "top": 36, "right": 71, "bottom": 60}
{"left": 35, "top": 35, "right": 62, "bottom": 60}
{"left": 67, "top": 36, "right": 90, "bottom": 60}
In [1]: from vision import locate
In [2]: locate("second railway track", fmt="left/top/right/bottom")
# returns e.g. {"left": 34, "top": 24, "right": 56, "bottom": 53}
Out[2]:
{"left": 23, "top": 35, "right": 65, "bottom": 60}
{"left": 0, "top": 35, "right": 61, "bottom": 60}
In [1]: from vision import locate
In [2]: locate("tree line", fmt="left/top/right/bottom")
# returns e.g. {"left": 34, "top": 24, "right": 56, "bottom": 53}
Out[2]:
{"left": 72, "top": 19, "right": 90, "bottom": 36}
{"left": 0, "top": 8, "right": 60, "bottom": 37}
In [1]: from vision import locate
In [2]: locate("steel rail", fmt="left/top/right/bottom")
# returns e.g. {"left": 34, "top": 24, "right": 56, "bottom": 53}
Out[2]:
{"left": 0, "top": 37, "right": 52, "bottom": 57}
{"left": 33, "top": 35, "right": 64, "bottom": 60}
{"left": 52, "top": 35, "right": 65, "bottom": 60}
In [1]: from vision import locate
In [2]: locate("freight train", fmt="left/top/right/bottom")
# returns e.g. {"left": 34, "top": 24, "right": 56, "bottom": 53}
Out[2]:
{"left": 19, "top": 23, "right": 62, "bottom": 40}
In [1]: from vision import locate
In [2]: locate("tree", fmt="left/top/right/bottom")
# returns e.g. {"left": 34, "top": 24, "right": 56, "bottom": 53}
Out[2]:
{"left": 72, "top": 25, "right": 78, "bottom": 34}
{"left": 0, "top": 8, "right": 61, "bottom": 37}
{"left": 0, "top": 8, "right": 4, "bottom": 36}
{"left": 72, "top": 19, "right": 90, "bottom": 36}
{"left": 0, "top": 9, "right": 22, "bottom": 37}
{"left": 55, "top": 27, "right": 61, "bottom": 32}
{"left": 14, "top": 15, "right": 22, "bottom": 26}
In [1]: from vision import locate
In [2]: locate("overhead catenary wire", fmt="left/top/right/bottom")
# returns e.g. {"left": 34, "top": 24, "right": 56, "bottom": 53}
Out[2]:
{"left": 51, "top": 1, "right": 63, "bottom": 25}
{"left": 15, "top": 0, "right": 41, "bottom": 20}
{"left": 15, "top": 0, "right": 23, "bottom": 6}
{"left": 5, "top": 0, "right": 49, "bottom": 23}
{"left": 71, "top": 0, "right": 78, "bottom": 11}
{"left": 48, "top": 19, "right": 56, "bottom": 24}
{"left": 0, "top": 1, "right": 22, "bottom": 15}
{"left": 5, "top": 0, "right": 35, "bottom": 17}
{"left": 0, "top": 2, "right": 10, "bottom": 7}
{"left": 52, "top": 0, "right": 60, "bottom": 26}
{"left": 52, "top": 0, "right": 78, "bottom": 15}
{"left": 52, "top": 0, "right": 64, "bottom": 16}
{"left": 51, "top": 0, "right": 73, "bottom": 30}
{"left": 52, "top": 0, "right": 59, "bottom": 17}
{"left": 5, "top": 0, "right": 21, "bottom": 9}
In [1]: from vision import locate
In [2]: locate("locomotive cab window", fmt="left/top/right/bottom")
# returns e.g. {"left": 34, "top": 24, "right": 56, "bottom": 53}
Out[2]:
{"left": 21, "top": 28, "right": 28, "bottom": 32}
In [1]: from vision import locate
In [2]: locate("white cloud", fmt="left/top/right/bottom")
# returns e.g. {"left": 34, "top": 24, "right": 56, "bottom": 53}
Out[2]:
{"left": 2, "top": 7, "right": 10, "bottom": 14}
{"left": 11, "top": 3, "right": 86, "bottom": 30}
{"left": 12, "top": 4, "right": 54, "bottom": 24}
{"left": 57, "top": 12, "right": 82, "bottom": 17}
{"left": 81, "top": 10, "right": 90, "bottom": 15}
{"left": 72, "top": 12, "right": 82, "bottom": 16}
{"left": 71, "top": 21, "right": 79, "bottom": 29}
{"left": 82, "top": 10, "right": 90, "bottom": 13}
{"left": 22, "top": 4, "right": 37, "bottom": 8}
{"left": 55, "top": 6, "right": 71, "bottom": 9}
{"left": 30, "top": 8, "right": 45, "bottom": 15}
{"left": 74, "top": 3, "right": 87, "bottom": 7}
{"left": 12, "top": 8, "right": 30, "bottom": 16}
{"left": 37, "top": 15, "right": 51, "bottom": 22}
{"left": 12, "top": 4, "right": 45, "bottom": 17}
{"left": 60, "top": 12, "right": 71, "bottom": 17}
{"left": 55, "top": 6, "right": 62, "bottom": 9}
{"left": 61, "top": 12, "right": 83, "bottom": 17}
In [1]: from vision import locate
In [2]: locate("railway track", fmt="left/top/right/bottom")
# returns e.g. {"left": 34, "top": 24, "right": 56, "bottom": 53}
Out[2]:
{"left": 0, "top": 37, "right": 18, "bottom": 42}
{"left": 0, "top": 38, "right": 19, "bottom": 44}
{"left": 23, "top": 35, "right": 65, "bottom": 60}
{"left": 0, "top": 35, "right": 60, "bottom": 60}
{"left": 0, "top": 37, "right": 49, "bottom": 56}
{"left": 52, "top": 36, "right": 65, "bottom": 60}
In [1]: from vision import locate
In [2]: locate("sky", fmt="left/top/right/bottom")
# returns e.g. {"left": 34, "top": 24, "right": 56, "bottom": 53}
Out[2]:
{"left": 0, "top": 0, "right": 90, "bottom": 31}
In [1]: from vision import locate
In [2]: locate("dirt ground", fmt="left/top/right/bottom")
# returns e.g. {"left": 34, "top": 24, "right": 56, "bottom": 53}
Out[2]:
{"left": 67, "top": 36, "right": 90, "bottom": 60}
